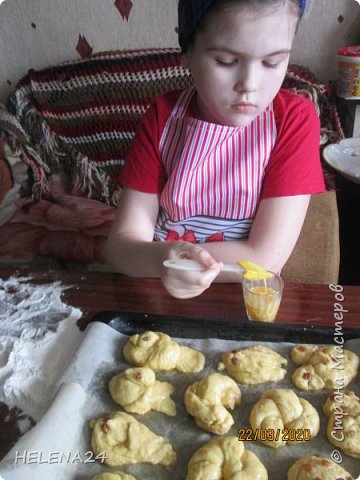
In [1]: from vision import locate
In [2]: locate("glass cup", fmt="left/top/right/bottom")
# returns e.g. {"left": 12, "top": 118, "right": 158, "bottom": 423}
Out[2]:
{"left": 242, "top": 273, "right": 283, "bottom": 323}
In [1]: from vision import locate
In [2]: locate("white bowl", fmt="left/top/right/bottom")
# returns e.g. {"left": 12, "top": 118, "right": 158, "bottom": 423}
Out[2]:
{"left": 323, "top": 137, "right": 360, "bottom": 184}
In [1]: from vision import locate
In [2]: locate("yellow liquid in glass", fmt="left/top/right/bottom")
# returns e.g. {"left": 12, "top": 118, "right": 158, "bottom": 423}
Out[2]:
{"left": 244, "top": 286, "right": 281, "bottom": 322}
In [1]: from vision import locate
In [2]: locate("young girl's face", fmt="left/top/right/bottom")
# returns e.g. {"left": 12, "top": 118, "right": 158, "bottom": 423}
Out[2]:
{"left": 183, "top": 3, "right": 298, "bottom": 127}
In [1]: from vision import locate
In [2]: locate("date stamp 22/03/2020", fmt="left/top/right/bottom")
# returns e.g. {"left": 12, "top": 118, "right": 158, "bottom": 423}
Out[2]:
{"left": 238, "top": 428, "right": 311, "bottom": 442}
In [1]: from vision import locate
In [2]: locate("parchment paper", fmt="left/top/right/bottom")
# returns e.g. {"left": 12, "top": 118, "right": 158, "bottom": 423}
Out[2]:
{"left": 1, "top": 321, "right": 359, "bottom": 480}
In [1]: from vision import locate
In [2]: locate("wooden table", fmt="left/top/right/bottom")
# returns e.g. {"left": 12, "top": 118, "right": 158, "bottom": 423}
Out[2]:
{"left": 1, "top": 267, "right": 359, "bottom": 327}
{"left": 69, "top": 272, "right": 359, "bottom": 328}
{"left": 1, "top": 267, "right": 360, "bottom": 460}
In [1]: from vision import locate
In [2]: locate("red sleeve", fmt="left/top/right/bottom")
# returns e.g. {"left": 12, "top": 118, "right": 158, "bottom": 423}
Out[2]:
{"left": 261, "top": 89, "right": 325, "bottom": 199}
{"left": 120, "top": 90, "right": 182, "bottom": 194}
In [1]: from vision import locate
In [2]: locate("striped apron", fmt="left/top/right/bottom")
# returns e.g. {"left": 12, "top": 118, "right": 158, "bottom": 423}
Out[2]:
{"left": 154, "top": 88, "right": 277, "bottom": 243}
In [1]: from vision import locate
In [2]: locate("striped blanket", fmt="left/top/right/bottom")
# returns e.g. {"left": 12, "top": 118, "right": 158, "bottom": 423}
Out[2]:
{"left": 6, "top": 48, "right": 342, "bottom": 206}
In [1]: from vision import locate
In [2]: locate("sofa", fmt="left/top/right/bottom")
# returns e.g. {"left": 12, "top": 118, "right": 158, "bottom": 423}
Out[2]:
{"left": 0, "top": 48, "right": 343, "bottom": 282}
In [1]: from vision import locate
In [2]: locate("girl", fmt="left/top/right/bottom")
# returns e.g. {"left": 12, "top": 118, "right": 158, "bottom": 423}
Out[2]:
{"left": 105, "top": 0, "right": 325, "bottom": 299}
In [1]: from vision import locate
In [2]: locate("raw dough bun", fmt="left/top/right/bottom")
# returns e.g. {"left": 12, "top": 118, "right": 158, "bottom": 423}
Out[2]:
{"left": 184, "top": 373, "right": 241, "bottom": 435}
{"left": 287, "top": 455, "right": 353, "bottom": 479}
{"left": 92, "top": 473, "right": 136, "bottom": 480}
{"left": 109, "top": 367, "right": 176, "bottom": 416}
{"left": 249, "top": 388, "right": 320, "bottom": 448}
{"left": 187, "top": 437, "right": 268, "bottom": 480}
{"left": 123, "top": 331, "right": 205, "bottom": 373}
{"left": 90, "top": 411, "right": 176, "bottom": 467}
{"left": 291, "top": 344, "right": 359, "bottom": 390}
{"left": 323, "top": 389, "right": 360, "bottom": 458}
{"left": 218, "top": 345, "right": 287, "bottom": 384}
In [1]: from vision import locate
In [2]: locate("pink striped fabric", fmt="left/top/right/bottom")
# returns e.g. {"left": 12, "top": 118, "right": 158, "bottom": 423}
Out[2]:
{"left": 155, "top": 88, "right": 277, "bottom": 242}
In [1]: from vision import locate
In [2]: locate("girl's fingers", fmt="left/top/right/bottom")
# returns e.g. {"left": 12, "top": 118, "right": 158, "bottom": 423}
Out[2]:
{"left": 192, "top": 246, "right": 219, "bottom": 269}
{"left": 161, "top": 256, "right": 222, "bottom": 299}
{"left": 163, "top": 242, "right": 222, "bottom": 299}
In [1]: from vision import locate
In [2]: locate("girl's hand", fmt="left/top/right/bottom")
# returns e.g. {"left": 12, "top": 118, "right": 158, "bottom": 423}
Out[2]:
{"left": 161, "top": 241, "right": 223, "bottom": 299}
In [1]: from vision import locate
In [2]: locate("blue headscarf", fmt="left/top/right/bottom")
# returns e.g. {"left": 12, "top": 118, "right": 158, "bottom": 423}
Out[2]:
{"left": 178, "top": 0, "right": 307, "bottom": 52}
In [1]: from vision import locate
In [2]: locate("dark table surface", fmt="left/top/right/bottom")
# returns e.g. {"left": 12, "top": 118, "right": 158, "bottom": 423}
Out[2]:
{"left": 1, "top": 267, "right": 358, "bottom": 326}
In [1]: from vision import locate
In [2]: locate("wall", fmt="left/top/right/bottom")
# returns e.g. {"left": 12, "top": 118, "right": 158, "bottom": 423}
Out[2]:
{"left": 0, "top": 0, "right": 359, "bottom": 102}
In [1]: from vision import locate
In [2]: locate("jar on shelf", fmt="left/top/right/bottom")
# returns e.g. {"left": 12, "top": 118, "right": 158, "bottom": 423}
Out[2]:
{"left": 337, "top": 45, "right": 360, "bottom": 99}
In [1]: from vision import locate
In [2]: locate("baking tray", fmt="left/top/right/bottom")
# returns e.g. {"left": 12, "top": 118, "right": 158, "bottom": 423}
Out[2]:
{"left": 2, "top": 313, "right": 359, "bottom": 479}
{"left": 91, "top": 311, "right": 360, "bottom": 343}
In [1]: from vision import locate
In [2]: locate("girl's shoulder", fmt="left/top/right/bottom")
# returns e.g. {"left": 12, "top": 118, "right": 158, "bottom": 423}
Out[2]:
{"left": 137, "top": 88, "right": 188, "bottom": 135}
{"left": 146, "top": 88, "right": 190, "bottom": 129}
{"left": 273, "top": 88, "right": 319, "bottom": 131}
{"left": 274, "top": 88, "right": 317, "bottom": 116}
{"left": 152, "top": 88, "right": 188, "bottom": 113}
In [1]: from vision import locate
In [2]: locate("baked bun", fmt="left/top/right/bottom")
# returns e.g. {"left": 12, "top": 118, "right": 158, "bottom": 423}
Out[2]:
{"left": 109, "top": 366, "right": 176, "bottom": 415}
{"left": 184, "top": 373, "right": 241, "bottom": 434}
{"left": 291, "top": 345, "right": 359, "bottom": 391}
{"left": 187, "top": 437, "right": 268, "bottom": 480}
{"left": 218, "top": 345, "right": 287, "bottom": 384}
{"left": 287, "top": 455, "right": 353, "bottom": 479}
{"left": 249, "top": 388, "right": 319, "bottom": 448}
{"left": 323, "top": 389, "right": 360, "bottom": 458}
{"left": 123, "top": 331, "right": 204, "bottom": 373}
{"left": 90, "top": 411, "right": 176, "bottom": 467}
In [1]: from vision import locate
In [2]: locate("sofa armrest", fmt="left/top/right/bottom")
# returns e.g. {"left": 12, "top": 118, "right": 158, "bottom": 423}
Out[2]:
{"left": 282, "top": 191, "right": 340, "bottom": 284}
